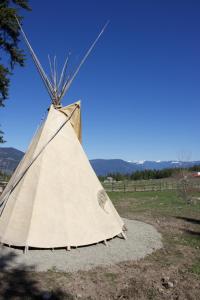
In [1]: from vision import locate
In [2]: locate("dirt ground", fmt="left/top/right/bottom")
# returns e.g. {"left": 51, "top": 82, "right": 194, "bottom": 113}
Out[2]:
{"left": 0, "top": 191, "right": 200, "bottom": 299}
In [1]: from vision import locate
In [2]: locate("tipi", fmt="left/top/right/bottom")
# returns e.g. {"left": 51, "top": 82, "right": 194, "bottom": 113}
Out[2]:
{"left": 0, "top": 21, "right": 125, "bottom": 251}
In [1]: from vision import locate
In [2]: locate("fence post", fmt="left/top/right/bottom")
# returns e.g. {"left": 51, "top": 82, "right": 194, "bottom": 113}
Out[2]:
{"left": 112, "top": 181, "right": 114, "bottom": 192}
{"left": 123, "top": 182, "right": 126, "bottom": 193}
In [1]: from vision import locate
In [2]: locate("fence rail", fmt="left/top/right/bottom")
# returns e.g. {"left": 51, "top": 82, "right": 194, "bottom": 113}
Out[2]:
{"left": 102, "top": 179, "right": 200, "bottom": 192}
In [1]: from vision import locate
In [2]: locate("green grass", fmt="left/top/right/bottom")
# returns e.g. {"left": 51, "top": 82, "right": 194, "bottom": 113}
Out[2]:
{"left": 108, "top": 191, "right": 200, "bottom": 218}
{"left": 189, "top": 260, "right": 200, "bottom": 276}
{"left": 104, "top": 272, "right": 118, "bottom": 281}
{"left": 109, "top": 190, "right": 200, "bottom": 253}
{"left": 178, "top": 234, "right": 200, "bottom": 248}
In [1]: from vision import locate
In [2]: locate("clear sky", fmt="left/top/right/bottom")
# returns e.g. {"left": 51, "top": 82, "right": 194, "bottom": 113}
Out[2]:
{"left": 1, "top": 0, "right": 200, "bottom": 161}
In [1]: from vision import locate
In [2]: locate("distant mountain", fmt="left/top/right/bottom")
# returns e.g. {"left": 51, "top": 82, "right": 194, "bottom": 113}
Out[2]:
{"left": 90, "top": 159, "right": 200, "bottom": 175}
{"left": 0, "top": 147, "right": 24, "bottom": 174}
{"left": 0, "top": 147, "right": 200, "bottom": 176}
{"left": 90, "top": 159, "right": 142, "bottom": 175}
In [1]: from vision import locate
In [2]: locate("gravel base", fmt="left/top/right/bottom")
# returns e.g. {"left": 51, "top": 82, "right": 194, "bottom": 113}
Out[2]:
{"left": 0, "top": 219, "right": 162, "bottom": 272}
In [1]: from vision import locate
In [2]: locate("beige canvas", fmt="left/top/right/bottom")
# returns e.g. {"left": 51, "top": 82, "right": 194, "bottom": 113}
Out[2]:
{"left": 59, "top": 101, "right": 82, "bottom": 143}
{"left": 0, "top": 105, "right": 124, "bottom": 248}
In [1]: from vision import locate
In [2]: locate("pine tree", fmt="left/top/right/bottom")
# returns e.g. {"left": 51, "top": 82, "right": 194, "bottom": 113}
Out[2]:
{"left": 0, "top": 0, "right": 31, "bottom": 142}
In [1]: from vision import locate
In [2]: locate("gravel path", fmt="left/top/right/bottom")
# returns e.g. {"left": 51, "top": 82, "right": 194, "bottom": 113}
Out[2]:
{"left": 0, "top": 219, "right": 162, "bottom": 272}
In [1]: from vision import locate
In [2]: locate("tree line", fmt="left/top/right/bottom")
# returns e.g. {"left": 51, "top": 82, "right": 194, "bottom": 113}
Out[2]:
{"left": 98, "top": 165, "right": 200, "bottom": 182}
{"left": 1, "top": 165, "right": 200, "bottom": 183}
{"left": 0, "top": 170, "right": 10, "bottom": 182}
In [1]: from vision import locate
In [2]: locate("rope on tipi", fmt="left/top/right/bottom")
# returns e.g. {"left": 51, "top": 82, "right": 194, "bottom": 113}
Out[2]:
{"left": 0, "top": 104, "right": 79, "bottom": 215}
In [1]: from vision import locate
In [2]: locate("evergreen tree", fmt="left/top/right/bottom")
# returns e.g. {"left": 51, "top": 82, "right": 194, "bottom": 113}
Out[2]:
{"left": 189, "top": 165, "right": 200, "bottom": 172}
{"left": 0, "top": 129, "right": 5, "bottom": 143}
{"left": 0, "top": 0, "right": 31, "bottom": 142}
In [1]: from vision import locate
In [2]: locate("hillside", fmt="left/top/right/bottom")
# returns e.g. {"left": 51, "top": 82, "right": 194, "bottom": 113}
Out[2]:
{"left": 90, "top": 159, "right": 200, "bottom": 175}
{"left": 0, "top": 147, "right": 24, "bottom": 174}
{"left": 0, "top": 147, "right": 200, "bottom": 176}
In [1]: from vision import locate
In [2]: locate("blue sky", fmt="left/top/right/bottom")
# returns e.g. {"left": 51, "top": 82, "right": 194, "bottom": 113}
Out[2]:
{"left": 1, "top": 0, "right": 200, "bottom": 161}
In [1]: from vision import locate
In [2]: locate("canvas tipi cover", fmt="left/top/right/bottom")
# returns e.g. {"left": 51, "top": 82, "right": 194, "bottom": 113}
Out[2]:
{"left": 0, "top": 102, "right": 124, "bottom": 249}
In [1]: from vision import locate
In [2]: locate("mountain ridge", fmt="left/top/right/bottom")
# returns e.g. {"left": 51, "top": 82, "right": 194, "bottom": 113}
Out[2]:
{"left": 0, "top": 147, "right": 200, "bottom": 176}
{"left": 90, "top": 158, "right": 200, "bottom": 175}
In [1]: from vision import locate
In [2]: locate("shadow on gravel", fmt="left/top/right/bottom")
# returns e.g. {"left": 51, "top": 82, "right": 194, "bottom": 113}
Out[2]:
{"left": 0, "top": 251, "right": 74, "bottom": 299}
{"left": 175, "top": 216, "right": 200, "bottom": 225}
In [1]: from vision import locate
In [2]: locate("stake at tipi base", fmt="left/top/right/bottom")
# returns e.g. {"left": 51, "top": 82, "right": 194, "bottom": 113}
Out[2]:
{"left": 121, "top": 232, "right": 127, "bottom": 240}
{"left": 24, "top": 246, "right": 29, "bottom": 255}
{"left": 103, "top": 240, "right": 108, "bottom": 246}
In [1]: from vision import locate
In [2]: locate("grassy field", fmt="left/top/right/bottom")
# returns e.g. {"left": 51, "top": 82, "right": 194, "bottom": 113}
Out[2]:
{"left": 0, "top": 190, "right": 200, "bottom": 299}
{"left": 109, "top": 190, "right": 200, "bottom": 217}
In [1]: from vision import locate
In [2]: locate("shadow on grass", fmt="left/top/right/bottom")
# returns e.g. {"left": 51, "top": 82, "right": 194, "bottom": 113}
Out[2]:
{"left": 183, "top": 229, "right": 200, "bottom": 238}
{"left": 0, "top": 251, "right": 74, "bottom": 299}
{"left": 175, "top": 216, "right": 200, "bottom": 225}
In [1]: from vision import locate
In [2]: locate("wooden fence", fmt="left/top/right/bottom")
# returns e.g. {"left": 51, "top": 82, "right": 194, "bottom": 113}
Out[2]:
{"left": 102, "top": 179, "right": 200, "bottom": 193}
